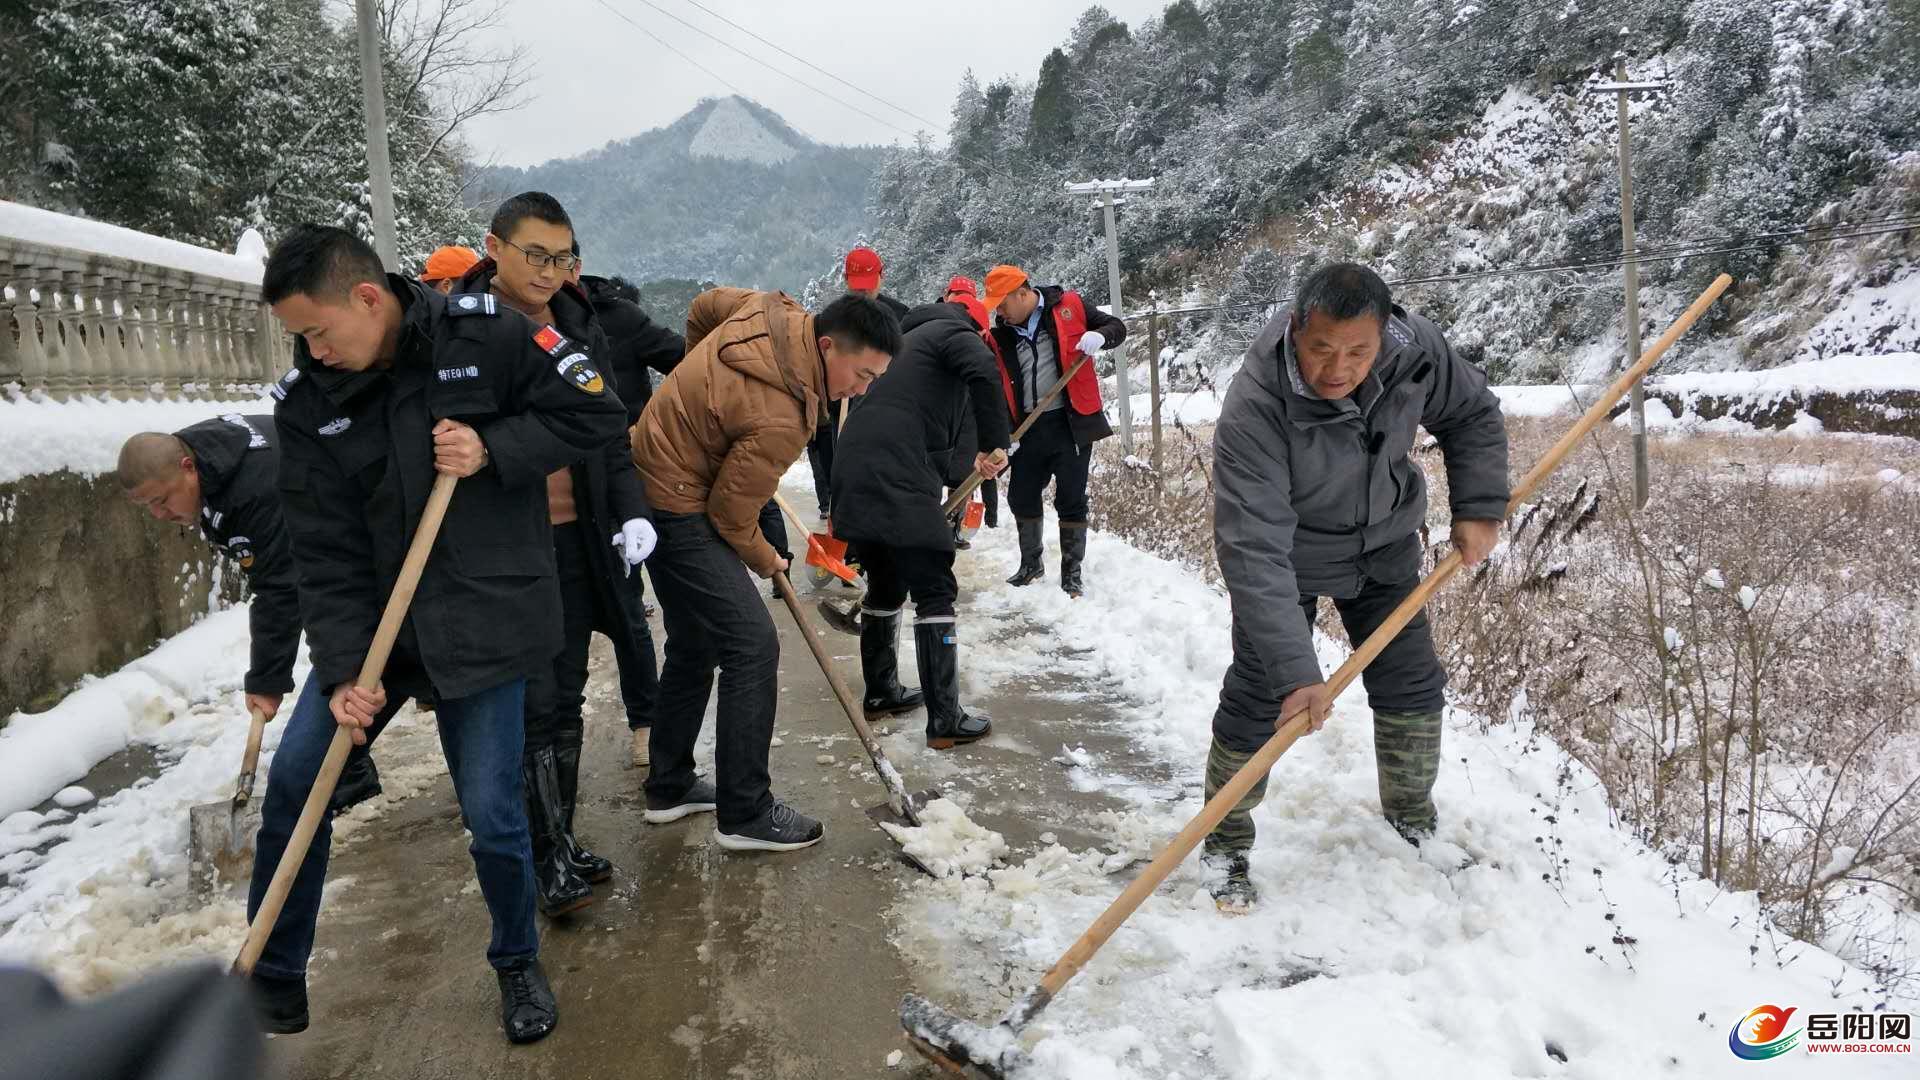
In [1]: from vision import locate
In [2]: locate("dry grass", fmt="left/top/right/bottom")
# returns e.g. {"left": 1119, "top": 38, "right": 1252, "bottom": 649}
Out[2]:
{"left": 1092, "top": 414, "right": 1920, "bottom": 993}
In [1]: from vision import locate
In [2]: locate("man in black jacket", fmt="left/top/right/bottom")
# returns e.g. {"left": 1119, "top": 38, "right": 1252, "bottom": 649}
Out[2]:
{"left": 809, "top": 248, "right": 909, "bottom": 525}
{"left": 460, "top": 192, "right": 661, "bottom": 917}
{"left": 252, "top": 224, "right": 627, "bottom": 1044}
{"left": 578, "top": 270, "right": 683, "bottom": 769}
{"left": 117, "top": 416, "right": 388, "bottom": 815}
{"left": 981, "top": 265, "right": 1128, "bottom": 596}
{"left": 832, "top": 301, "right": 1010, "bottom": 748}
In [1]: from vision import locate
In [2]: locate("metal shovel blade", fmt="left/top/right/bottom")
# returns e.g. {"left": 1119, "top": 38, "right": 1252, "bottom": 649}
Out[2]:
{"left": 188, "top": 797, "right": 262, "bottom": 896}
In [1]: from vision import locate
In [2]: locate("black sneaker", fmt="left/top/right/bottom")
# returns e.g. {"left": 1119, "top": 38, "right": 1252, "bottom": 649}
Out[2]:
{"left": 496, "top": 958, "right": 557, "bottom": 1045}
{"left": 643, "top": 779, "right": 719, "bottom": 824}
{"left": 327, "top": 752, "right": 382, "bottom": 815}
{"left": 247, "top": 972, "right": 309, "bottom": 1035}
{"left": 714, "top": 800, "right": 824, "bottom": 852}
{"left": 1204, "top": 852, "right": 1257, "bottom": 915}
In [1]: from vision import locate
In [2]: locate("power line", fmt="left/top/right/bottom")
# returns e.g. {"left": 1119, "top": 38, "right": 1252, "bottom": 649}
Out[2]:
{"left": 608, "top": 0, "right": 925, "bottom": 141}
{"left": 586, "top": 0, "right": 749, "bottom": 99}
{"left": 1136, "top": 218, "right": 1920, "bottom": 319}
{"left": 666, "top": 0, "right": 944, "bottom": 130}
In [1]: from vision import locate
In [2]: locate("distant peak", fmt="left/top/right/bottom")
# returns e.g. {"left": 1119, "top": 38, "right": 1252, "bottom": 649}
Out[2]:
{"left": 689, "top": 97, "right": 798, "bottom": 164}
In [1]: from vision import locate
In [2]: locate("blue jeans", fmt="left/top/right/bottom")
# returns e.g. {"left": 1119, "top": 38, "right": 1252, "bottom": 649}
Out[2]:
{"left": 246, "top": 676, "right": 539, "bottom": 979}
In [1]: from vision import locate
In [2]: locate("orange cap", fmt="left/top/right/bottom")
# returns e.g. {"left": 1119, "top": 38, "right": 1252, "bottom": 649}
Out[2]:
{"left": 422, "top": 245, "right": 481, "bottom": 284}
{"left": 981, "top": 265, "right": 1028, "bottom": 315}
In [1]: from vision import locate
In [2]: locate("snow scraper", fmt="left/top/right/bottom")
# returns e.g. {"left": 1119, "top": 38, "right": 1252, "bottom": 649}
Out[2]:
{"left": 233, "top": 473, "right": 460, "bottom": 976}
{"left": 900, "top": 274, "right": 1736, "bottom": 1077}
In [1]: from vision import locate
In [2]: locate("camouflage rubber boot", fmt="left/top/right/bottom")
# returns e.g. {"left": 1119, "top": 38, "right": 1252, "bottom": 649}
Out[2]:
{"left": 1374, "top": 709, "right": 1444, "bottom": 846}
{"left": 1202, "top": 737, "right": 1268, "bottom": 913}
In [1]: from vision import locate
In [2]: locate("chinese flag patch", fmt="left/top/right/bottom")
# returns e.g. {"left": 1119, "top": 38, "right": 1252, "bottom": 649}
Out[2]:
{"left": 534, "top": 325, "right": 565, "bottom": 355}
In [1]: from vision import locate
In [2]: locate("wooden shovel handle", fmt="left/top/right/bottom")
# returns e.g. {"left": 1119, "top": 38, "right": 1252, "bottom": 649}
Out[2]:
{"left": 1017, "top": 274, "right": 1734, "bottom": 1012}
{"left": 232, "top": 706, "right": 269, "bottom": 807}
{"left": 233, "top": 471, "right": 460, "bottom": 976}
{"left": 941, "top": 353, "right": 1091, "bottom": 517}
{"left": 770, "top": 571, "right": 918, "bottom": 823}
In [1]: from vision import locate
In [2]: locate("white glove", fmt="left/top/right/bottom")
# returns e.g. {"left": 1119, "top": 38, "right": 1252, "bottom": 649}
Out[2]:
{"left": 1076, "top": 330, "right": 1105, "bottom": 355}
{"left": 612, "top": 518, "right": 656, "bottom": 575}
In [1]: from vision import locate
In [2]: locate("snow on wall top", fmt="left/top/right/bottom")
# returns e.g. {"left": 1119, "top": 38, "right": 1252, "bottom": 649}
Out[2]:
{"left": 0, "top": 200, "right": 265, "bottom": 285}
{"left": 0, "top": 395, "right": 269, "bottom": 486}
{"left": 1494, "top": 352, "right": 1920, "bottom": 417}
{"left": 687, "top": 98, "right": 798, "bottom": 165}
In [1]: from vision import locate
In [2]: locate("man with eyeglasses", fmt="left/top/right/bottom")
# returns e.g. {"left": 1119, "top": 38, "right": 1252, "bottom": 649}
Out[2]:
{"left": 457, "top": 192, "right": 657, "bottom": 918}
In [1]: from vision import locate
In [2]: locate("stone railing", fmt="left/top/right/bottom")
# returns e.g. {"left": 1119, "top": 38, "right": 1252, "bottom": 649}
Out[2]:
{"left": 0, "top": 200, "right": 289, "bottom": 399}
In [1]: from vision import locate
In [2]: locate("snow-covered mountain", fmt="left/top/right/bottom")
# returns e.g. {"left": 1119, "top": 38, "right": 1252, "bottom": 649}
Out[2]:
{"left": 473, "top": 96, "right": 882, "bottom": 293}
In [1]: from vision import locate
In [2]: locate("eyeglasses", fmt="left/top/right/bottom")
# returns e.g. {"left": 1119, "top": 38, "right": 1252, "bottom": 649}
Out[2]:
{"left": 498, "top": 237, "right": 579, "bottom": 271}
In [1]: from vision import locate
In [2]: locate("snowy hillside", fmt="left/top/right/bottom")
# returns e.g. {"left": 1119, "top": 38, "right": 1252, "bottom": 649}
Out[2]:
{"left": 472, "top": 96, "right": 881, "bottom": 292}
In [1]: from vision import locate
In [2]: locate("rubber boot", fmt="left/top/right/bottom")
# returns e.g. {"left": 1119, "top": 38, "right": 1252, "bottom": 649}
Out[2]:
{"left": 553, "top": 744, "right": 613, "bottom": 883}
{"left": 1007, "top": 517, "right": 1044, "bottom": 586}
{"left": 860, "top": 608, "right": 924, "bottom": 717}
{"left": 1374, "top": 709, "right": 1444, "bottom": 846}
{"left": 1059, "top": 522, "right": 1088, "bottom": 597}
{"left": 916, "top": 620, "right": 991, "bottom": 749}
{"left": 1202, "top": 737, "right": 1268, "bottom": 912}
{"left": 522, "top": 747, "right": 595, "bottom": 916}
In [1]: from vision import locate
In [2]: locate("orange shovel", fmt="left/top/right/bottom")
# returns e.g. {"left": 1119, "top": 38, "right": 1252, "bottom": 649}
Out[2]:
{"left": 772, "top": 493, "right": 857, "bottom": 584}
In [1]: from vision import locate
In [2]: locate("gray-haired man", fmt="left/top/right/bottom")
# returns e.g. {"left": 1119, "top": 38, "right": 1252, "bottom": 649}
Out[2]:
{"left": 1205, "top": 262, "right": 1510, "bottom": 911}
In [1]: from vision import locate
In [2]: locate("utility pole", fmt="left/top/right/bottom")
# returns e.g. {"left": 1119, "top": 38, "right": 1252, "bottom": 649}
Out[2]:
{"left": 1065, "top": 177, "right": 1155, "bottom": 456}
{"left": 1586, "top": 51, "right": 1668, "bottom": 510}
{"left": 1146, "top": 290, "right": 1163, "bottom": 476}
{"left": 355, "top": 0, "right": 400, "bottom": 269}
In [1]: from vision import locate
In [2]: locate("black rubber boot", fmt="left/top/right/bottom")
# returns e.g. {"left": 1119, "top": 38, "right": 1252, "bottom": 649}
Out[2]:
{"left": 860, "top": 608, "right": 924, "bottom": 717}
{"left": 246, "top": 972, "right": 309, "bottom": 1035}
{"left": 915, "top": 621, "right": 992, "bottom": 749}
{"left": 1059, "top": 522, "right": 1087, "bottom": 597}
{"left": 553, "top": 744, "right": 613, "bottom": 884}
{"left": 952, "top": 515, "right": 972, "bottom": 550}
{"left": 1007, "top": 517, "right": 1044, "bottom": 586}
{"left": 522, "top": 748, "right": 595, "bottom": 917}
{"left": 496, "top": 958, "right": 558, "bottom": 1044}
{"left": 327, "top": 749, "right": 382, "bottom": 815}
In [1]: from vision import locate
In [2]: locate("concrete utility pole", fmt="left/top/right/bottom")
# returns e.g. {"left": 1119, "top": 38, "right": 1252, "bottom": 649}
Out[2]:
{"left": 1586, "top": 52, "right": 1669, "bottom": 510}
{"left": 355, "top": 0, "right": 400, "bottom": 268}
{"left": 1146, "top": 290, "right": 1163, "bottom": 476}
{"left": 1065, "top": 177, "right": 1155, "bottom": 455}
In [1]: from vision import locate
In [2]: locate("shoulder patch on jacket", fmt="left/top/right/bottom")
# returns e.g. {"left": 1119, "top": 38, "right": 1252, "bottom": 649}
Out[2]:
{"left": 447, "top": 292, "right": 498, "bottom": 317}
{"left": 268, "top": 367, "right": 302, "bottom": 401}
{"left": 555, "top": 353, "right": 605, "bottom": 395}
{"left": 533, "top": 324, "right": 570, "bottom": 357}
{"left": 219, "top": 413, "right": 268, "bottom": 448}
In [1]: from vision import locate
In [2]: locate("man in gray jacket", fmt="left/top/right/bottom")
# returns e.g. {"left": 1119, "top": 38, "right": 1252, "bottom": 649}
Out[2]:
{"left": 1206, "top": 263, "right": 1509, "bottom": 911}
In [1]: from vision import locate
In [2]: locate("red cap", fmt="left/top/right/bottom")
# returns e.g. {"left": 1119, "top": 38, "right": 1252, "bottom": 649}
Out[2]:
{"left": 945, "top": 275, "right": 978, "bottom": 298}
{"left": 844, "top": 246, "right": 883, "bottom": 291}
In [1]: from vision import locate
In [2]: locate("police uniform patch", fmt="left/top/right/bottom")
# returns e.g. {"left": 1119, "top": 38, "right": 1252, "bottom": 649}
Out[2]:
{"left": 269, "top": 367, "right": 302, "bottom": 401}
{"left": 533, "top": 325, "right": 569, "bottom": 356}
{"left": 319, "top": 417, "right": 352, "bottom": 436}
{"left": 448, "top": 292, "right": 498, "bottom": 316}
{"left": 555, "top": 353, "right": 605, "bottom": 395}
{"left": 229, "top": 536, "right": 255, "bottom": 569}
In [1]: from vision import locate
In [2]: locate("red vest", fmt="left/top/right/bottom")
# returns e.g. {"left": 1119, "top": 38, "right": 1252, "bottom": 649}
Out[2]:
{"left": 995, "top": 290, "right": 1105, "bottom": 419}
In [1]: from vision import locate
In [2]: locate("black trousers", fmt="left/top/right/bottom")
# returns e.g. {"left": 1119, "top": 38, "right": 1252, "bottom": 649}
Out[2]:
{"left": 852, "top": 543, "right": 957, "bottom": 622}
{"left": 805, "top": 419, "right": 836, "bottom": 518}
{"left": 525, "top": 521, "right": 660, "bottom": 751}
{"left": 759, "top": 499, "right": 790, "bottom": 561}
{"left": 1007, "top": 410, "right": 1090, "bottom": 523}
{"left": 645, "top": 510, "right": 780, "bottom": 827}
{"left": 1212, "top": 572, "right": 1447, "bottom": 754}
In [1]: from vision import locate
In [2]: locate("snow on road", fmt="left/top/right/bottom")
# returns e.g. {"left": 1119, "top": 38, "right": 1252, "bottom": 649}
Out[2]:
{"left": 891, "top": 516, "right": 1917, "bottom": 1079}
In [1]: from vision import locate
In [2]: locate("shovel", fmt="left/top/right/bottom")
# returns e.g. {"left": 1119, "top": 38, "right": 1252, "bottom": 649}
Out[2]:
{"left": 769, "top": 570, "right": 943, "bottom": 877}
{"left": 772, "top": 492, "right": 857, "bottom": 585}
{"left": 187, "top": 705, "right": 268, "bottom": 894}
{"left": 939, "top": 352, "right": 1090, "bottom": 519}
{"left": 233, "top": 472, "right": 459, "bottom": 977}
{"left": 900, "top": 275, "right": 1737, "bottom": 1077}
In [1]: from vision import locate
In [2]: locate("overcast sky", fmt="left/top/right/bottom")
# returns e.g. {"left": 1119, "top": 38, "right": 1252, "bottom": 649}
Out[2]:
{"left": 458, "top": 0, "right": 1172, "bottom": 167}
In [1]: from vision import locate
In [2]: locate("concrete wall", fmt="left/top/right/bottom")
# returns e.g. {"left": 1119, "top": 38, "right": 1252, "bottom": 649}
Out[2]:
{"left": 0, "top": 470, "right": 242, "bottom": 717}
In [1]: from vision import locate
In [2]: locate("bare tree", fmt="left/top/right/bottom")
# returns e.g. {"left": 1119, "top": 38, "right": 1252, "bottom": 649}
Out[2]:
{"left": 369, "top": 0, "right": 531, "bottom": 167}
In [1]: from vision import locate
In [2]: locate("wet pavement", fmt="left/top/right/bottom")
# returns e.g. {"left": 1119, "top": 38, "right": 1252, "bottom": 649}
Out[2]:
{"left": 269, "top": 500, "right": 1158, "bottom": 1080}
